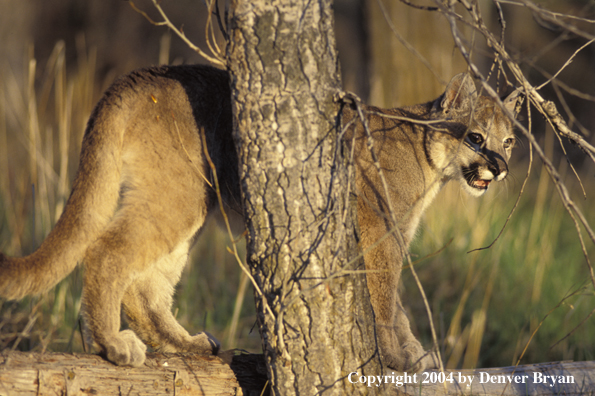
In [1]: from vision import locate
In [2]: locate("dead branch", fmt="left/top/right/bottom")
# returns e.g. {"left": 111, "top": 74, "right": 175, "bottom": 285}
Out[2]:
{"left": 128, "top": 0, "right": 225, "bottom": 67}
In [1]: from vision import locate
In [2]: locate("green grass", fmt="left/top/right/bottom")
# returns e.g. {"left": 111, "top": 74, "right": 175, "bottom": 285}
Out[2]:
{"left": 1, "top": 42, "right": 593, "bottom": 368}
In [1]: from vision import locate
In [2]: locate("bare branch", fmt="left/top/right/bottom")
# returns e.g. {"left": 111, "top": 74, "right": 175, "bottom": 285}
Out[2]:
{"left": 517, "top": 0, "right": 595, "bottom": 41}
{"left": 398, "top": 0, "right": 439, "bottom": 11}
{"left": 128, "top": 0, "right": 225, "bottom": 67}
{"left": 494, "top": 0, "right": 595, "bottom": 25}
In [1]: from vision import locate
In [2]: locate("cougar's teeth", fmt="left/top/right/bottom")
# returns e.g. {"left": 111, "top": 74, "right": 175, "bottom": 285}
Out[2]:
{"left": 472, "top": 179, "right": 491, "bottom": 189}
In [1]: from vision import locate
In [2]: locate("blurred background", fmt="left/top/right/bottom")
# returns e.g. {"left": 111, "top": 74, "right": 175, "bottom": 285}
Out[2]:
{"left": 0, "top": 0, "right": 594, "bottom": 369}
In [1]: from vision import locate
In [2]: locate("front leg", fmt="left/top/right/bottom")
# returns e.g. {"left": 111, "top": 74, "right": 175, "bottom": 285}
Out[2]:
{"left": 365, "top": 243, "right": 426, "bottom": 372}
{"left": 360, "top": 209, "right": 429, "bottom": 372}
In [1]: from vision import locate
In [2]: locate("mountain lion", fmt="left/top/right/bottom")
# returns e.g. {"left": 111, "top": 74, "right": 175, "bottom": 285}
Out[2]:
{"left": 0, "top": 64, "right": 518, "bottom": 371}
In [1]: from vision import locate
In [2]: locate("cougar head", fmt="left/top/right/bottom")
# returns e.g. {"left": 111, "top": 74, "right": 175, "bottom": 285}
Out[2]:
{"left": 427, "top": 73, "right": 520, "bottom": 197}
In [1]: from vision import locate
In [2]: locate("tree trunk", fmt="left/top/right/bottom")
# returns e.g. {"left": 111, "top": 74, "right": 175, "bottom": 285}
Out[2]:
{"left": 227, "top": 0, "right": 382, "bottom": 394}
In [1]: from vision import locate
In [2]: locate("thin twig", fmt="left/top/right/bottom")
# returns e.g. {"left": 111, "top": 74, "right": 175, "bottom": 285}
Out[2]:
{"left": 549, "top": 304, "right": 595, "bottom": 352}
{"left": 375, "top": 0, "right": 446, "bottom": 85}
{"left": 517, "top": 0, "right": 595, "bottom": 41}
{"left": 536, "top": 39, "right": 595, "bottom": 90}
{"left": 493, "top": 0, "right": 595, "bottom": 25}
{"left": 200, "top": 131, "right": 274, "bottom": 322}
{"left": 128, "top": 0, "right": 225, "bottom": 67}
{"left": 204, "top": 0, "right": 224, "bottom": 63}
{"left": 171, "top": 114, "right": 213, "bottom": 189}
{"left": 398, "top": 0, "right": 439, "bottom": 11}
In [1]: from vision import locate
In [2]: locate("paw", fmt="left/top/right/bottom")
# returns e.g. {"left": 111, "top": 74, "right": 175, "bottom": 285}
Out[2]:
{"left": 378, "top": 334, "right": 428, "bottom": 373}
{"left": 105, "top": 330, "right": 147, "bottom": 367}
{"left": 399, "top": 341, "right": 427, "bottom": 373}
{"left": 380, "top": 342, "right": 425, "bottom": 373}
{"left": 188, "top": 332, "right": 221, "bottom": 355}
{"left": 382, "top": 347, "right": 425, "bottom": 373}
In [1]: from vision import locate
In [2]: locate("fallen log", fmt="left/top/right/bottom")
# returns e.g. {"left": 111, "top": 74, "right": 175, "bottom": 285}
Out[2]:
{"left": 1, "top": 351, "right": 594, "bottom": 395}
{"left": 0, "top": 351, "right": 269, "bottom": 396}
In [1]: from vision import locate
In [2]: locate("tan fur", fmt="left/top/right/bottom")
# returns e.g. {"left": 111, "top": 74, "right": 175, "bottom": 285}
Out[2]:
{"left": 0, "top": 65, "right": 518, "bottom": 369}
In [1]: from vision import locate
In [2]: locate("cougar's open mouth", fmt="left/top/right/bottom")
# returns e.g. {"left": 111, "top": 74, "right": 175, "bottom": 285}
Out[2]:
{"left": 469, "top": 178, "right": 491, "bottom": 190}
{"left": 462, "top": 166, "right": 491, "bottom": 191}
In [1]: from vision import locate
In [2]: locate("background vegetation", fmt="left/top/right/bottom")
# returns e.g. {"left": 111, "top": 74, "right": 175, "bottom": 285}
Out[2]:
{"left": 1, "top": 0, "right": 594, "bottom": 369}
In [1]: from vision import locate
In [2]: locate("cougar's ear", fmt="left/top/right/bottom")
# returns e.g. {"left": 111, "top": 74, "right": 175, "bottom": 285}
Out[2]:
{"left": 440, "top": 73, "right": 477, "bottom": 114}
{"left": 502, "top": 88, "right": 522, "bottom": 118}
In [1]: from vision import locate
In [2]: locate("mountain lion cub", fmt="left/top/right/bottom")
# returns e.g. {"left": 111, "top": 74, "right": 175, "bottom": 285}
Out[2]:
{"left": 0, "top": 65, "right": 518, "bottom": 371}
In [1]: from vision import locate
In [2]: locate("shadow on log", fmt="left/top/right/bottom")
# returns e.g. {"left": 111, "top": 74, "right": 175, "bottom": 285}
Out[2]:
{"left": 1, "top": 351, "right": 594, "bottom": 395}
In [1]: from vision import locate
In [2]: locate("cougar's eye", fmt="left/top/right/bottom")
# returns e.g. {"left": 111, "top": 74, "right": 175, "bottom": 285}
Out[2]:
{"left": 503, "top": 137, "right": 515, "bottom": 149}
{"left": 467, "top": 133, "right": 484, "bottom": 145}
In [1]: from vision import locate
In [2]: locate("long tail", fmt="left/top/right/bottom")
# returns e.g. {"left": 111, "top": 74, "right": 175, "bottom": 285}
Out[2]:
{"left": 0, "top": 100, "right": 122, "bottom": 300}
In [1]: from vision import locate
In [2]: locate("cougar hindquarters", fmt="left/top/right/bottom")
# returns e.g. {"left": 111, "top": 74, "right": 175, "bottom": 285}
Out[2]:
{"left": 0, "top": 65, "right": 238, "bottom": 366}
{"left": 344, "top": 73, "right": 518, "bottom": 372}
{"left": 78, "top": 66, "right": 244, "bottom": 365}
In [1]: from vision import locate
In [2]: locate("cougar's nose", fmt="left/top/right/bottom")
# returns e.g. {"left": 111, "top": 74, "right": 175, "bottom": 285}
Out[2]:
{"left": 490, "top": 158, "right": 508, "bottom": 181}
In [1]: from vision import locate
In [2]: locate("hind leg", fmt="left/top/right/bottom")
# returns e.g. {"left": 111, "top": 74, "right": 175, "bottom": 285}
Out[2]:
{"left": 81, "top": 219, "right": 149, "bottom": 367}
{"left": 80, "top": 110, "right": 217, "bottom": 366}
{"left": 81, "top": 202, "right": 209, "bottom": 366}
{"left": 121, "top": 241, "right": 219, "bottom": 355}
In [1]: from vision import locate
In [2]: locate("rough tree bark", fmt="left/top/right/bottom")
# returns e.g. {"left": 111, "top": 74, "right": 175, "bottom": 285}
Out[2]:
{"left": 227, "top": 0, "right": 382, "bottom": 394}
